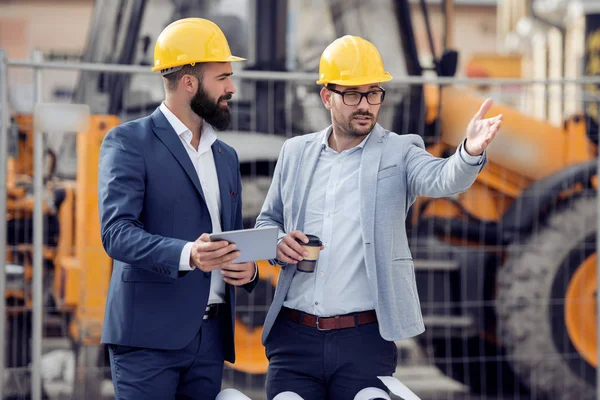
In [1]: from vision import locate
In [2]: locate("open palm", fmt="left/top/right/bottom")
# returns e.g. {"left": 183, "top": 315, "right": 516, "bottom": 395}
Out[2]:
{"left": 465, "top": 98, "right": 503, "bottom": 156}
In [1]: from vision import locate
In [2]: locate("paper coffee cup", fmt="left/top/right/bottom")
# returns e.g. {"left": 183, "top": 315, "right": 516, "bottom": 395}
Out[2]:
{"left": 295, "top": 235, "right": 322, "bottom": 273}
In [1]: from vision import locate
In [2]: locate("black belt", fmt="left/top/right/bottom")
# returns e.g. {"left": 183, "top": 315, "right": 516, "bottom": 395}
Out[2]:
{"left": 204, "top": 303, "right": 226, "bottom": 320}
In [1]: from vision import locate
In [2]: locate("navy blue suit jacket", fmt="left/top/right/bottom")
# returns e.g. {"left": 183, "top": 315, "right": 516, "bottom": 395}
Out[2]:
{"left": 98, "top": 107, "right": 257, "bottom": 363}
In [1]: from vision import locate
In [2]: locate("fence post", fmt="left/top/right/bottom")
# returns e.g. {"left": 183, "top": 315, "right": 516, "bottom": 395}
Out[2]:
{"left": 31, "top": 48, "right": 44, "bottom": 400}
{"left": 0, "top": 48, "right": 9, "bottom": 400}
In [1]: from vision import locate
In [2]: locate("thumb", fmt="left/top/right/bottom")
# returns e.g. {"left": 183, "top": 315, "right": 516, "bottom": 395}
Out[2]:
{"left": 199, "top": 233, "right": 211, "bottom": 242}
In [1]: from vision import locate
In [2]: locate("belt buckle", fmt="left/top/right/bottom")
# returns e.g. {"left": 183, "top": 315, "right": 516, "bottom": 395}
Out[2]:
{"left": 315, "top": 316, "right": 330, "bottom": 331}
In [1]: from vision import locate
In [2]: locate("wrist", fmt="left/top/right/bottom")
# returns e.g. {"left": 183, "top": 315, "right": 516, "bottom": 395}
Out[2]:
{"left": 464, "top": 139, "right": 481, "bottom": 156}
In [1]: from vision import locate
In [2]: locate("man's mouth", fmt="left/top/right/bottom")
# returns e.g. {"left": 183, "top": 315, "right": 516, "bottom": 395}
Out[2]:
{"left": 353, "top": 115, "right": 372, "bottom": 124}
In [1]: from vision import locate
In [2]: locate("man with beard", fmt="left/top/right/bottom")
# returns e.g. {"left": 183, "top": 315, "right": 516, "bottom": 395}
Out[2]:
{"left": 255, "top": 35, "right": 503, "bottom": 399}
{"left": 98, "top": 18, "right": 259, "bottom": 399}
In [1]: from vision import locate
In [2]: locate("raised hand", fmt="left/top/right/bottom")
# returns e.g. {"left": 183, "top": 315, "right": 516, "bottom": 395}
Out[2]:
{"left": 465, "top": 98, "right": 503, "bottom": 156}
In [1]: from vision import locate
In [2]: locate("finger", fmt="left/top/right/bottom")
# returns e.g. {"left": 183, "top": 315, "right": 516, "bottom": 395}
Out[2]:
{"left": 283, "top": 236, "right": 308, "bottom": 257}
{"left": 221, "top": 269, "right": 249, "bottom": 279}
{"left": 200, "top": 242, "right": 236, "bottom": 258}
{"left": 474, "top": 98, "right": 493, "bottom": 120}
{"left": 277, "top": 248, "right": 298, "bottom": 264}
{"left": 488, "top": 121, "right": 501, "bottom": 136}
{"left": 201, "top": 250, "right": 241, "bottom": 270}
{"left": 220, "top": 262, "right": 251, "bottom": 272}
{"left": 280, "top": 242, "right": 304, "bottom": 261}
{"left": 199, "top": 233, "right": 211, "bottom": 242}
{"left": 224, "top": 277, "right": 250, "bottom": 286}
{"left": 199, "top": 239, "right": 230, "bottom": 252}
{"left": 290, "top": 230, "right": 309, "bottom": 244}
{"left": 216, "top": 250, "right": 241, "bottom": 265}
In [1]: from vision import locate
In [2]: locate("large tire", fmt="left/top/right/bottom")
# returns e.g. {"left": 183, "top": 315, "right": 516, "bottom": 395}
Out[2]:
{"left": 497, "top": 195, "right": 596, "bottom": 400}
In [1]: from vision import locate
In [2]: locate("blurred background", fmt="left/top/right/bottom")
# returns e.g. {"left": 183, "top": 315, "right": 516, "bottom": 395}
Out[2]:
{"left": 1, "top": 0, "right": 600, "bottom": 399}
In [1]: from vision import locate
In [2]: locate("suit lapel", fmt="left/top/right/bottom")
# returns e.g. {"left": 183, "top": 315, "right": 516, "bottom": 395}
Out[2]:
{"left": 359, "top": 124, "right": 387, "bottom": 244}
{"left": 212, "top": 142, "right": 232, "bottom": 231}
{"left": 292, "top": 129, "right": 328, "bottom": 231}
{"left": 151, "top": 109, "right": 207, "bottom": 204}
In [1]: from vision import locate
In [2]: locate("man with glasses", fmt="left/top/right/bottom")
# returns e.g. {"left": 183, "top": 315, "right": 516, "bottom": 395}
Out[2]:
{"left": 255, "top": 35, "right": 503, "bottom": 399}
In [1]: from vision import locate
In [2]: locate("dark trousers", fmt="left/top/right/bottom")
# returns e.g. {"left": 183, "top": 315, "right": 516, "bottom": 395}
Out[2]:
{"left": 265, "top": 313, "right": 398, "bottom": 400}
{"left": 108, "top": 316, "right": 226, "bottom": 400}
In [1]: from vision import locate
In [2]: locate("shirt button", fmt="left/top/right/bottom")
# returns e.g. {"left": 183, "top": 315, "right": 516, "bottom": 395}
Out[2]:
{"left": 315, "top": 302, "right": 319, "bottom": 306}
{"left": 320, "top": 272, "right": 324, "bottom": 276}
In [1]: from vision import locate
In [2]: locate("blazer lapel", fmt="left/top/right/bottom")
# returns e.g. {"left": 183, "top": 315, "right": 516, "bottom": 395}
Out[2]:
{"left": 292, "top": 129, "right": 328, "bottom": 231}
{"left": 359, "top": 124, "right": 387, "bottom": 245}
{"left": 151, "top": 109, "right": 206, "bottom": 204}
{"left": 212, "top": 142, "right": 232, "bottom": 231}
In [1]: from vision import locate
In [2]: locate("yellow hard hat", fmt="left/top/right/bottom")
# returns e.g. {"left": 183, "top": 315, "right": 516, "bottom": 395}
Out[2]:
{"left": 316, "top": 35, "right": 392, "bottom": 86}
{"left": 152, "top": 18, "right": 245, "bottom": 74}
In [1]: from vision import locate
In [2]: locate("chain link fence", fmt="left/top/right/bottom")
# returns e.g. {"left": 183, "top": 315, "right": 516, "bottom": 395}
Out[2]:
{"left": 1, "top": 53, "right": 600, "bottom": 400}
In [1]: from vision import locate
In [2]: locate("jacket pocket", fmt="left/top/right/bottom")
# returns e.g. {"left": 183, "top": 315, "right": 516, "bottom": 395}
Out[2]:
{"left": 121, "top": 267, "right": 174, "bottom": 283}
{"left": 392, "top": 256, "right": 413, "bottom": 261}
{"left": 377, "top": 165, "right": 401, "bottom": 181}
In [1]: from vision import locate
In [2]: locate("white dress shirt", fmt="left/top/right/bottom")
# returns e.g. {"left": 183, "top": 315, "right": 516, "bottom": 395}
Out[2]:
{"left": 283, "top": 128, "right": 482, "bottom": 317}
{"left": 159, "top": 102, "right": 225, "bottom": 305}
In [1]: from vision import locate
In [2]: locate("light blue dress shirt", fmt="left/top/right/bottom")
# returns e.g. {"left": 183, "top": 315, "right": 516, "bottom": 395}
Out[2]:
{"left": 283, "top": 129, "right": 482, "bottom": 317}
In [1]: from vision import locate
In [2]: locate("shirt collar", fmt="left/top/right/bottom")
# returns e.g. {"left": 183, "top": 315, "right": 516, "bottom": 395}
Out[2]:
{"left": 159, "top": 102, "right": 218, "bottom": 151}
{"left": 159, "top": 102, "right": 189, "bottom": 136}
{"left": 321, "top": 126, "right": 372, "bottom": 153}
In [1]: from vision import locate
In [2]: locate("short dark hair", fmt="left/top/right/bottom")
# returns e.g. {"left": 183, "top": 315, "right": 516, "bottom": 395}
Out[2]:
{"left": 163, "top": 63, "right": 205, "bottom": 91}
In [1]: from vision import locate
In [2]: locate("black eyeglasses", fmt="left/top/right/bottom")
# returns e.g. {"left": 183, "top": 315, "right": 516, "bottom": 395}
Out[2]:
{"left": 327, "top": 87, "right": 386, "bottom": 106}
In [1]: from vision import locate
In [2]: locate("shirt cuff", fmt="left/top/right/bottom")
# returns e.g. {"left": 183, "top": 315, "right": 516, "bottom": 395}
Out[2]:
{"left": 179, "top": 242, "right": 194, "bottom": 271}
{"left": 250, "top": 262, "right": 258, "bottom": 281}
{"left": 460, "top": 139, "right": 484, "bottom": 166}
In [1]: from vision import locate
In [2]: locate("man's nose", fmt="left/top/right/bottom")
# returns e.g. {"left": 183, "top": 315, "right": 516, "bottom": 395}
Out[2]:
{"left": 227, "top": 81, "right": 237, "bottom": 95}
{"left": 355, "top": 96, "right": 370, "bottom": 111}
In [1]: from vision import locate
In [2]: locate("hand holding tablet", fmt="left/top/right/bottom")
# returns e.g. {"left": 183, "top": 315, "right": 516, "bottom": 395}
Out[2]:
{"left": 189, "top": 233, "right": 240, "bottom": 272}
{"left": 209, "top": 226, "right": 279, "bottom": 263}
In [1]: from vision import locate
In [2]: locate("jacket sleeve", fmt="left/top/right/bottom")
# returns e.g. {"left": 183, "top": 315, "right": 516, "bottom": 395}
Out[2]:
{"left": 404, "top": 134, "right": 486, "bottom": 199}
{"left": 98, "top": 126, "right": 187, "bottom": 279}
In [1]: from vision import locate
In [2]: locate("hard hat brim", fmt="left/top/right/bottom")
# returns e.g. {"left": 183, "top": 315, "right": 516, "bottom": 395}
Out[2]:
{"left": 152, "top": 55, "right": 246, "bottom": 72}
{"left": 316, "top": 72, "right": 393, "bottom": 86}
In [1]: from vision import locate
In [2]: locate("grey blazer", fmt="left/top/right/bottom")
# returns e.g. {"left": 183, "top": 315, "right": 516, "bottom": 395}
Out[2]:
{"left": 255, "top": 123, "right": 486, "bottom": 344}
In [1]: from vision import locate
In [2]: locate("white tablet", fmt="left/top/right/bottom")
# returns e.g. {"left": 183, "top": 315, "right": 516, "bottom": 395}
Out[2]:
{"left": 209, "top": 226, "right": 279, "bottom": 263}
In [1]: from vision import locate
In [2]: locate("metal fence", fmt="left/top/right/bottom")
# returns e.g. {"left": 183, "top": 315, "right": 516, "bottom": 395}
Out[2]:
{"left": 2, "top": 50, "right": 600, "bottom": 400}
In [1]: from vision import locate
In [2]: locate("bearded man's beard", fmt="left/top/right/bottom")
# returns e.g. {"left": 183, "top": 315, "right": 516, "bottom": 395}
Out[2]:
{"left": 190, "top": 87, "right": 233, "bottom": 131}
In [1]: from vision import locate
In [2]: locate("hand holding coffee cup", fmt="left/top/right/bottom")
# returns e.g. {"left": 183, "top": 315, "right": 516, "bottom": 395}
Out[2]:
{"left": 294, "top": 235, "right": 323, "bottom": 273}
{"left": 276, "top": 230, "right": 324, "bottom": 268}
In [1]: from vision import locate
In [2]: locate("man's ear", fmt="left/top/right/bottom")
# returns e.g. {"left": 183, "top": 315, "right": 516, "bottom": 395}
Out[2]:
{"left": 181, "top": 74, "right": 197, "bottom": 95}
{"left": 320, "top": 87, "right": 332, "bottom": 110}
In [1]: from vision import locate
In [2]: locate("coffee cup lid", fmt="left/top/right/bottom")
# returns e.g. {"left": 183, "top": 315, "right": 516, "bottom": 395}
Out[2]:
{"left": 295, "top": 234, "right": 322, "bottom": 247}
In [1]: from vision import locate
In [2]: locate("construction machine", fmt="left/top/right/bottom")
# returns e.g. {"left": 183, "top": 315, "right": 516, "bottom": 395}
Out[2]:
{"left": 4, "top": 0, "right": 599, "bottom": 399}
